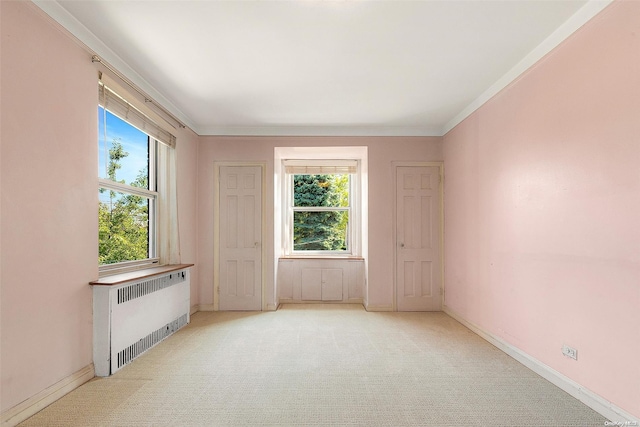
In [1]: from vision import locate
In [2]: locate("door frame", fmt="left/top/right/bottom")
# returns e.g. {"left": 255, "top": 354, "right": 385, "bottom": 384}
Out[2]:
{"left": 392, "top": 161, "right": 444, "bottom": 312}
{"left": 213, "top": 162, "right": 267, "bottom": 311}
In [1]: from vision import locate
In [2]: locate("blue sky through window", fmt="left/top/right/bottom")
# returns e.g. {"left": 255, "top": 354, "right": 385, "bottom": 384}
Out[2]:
{"left": 98, "top": 107, "right": 149, "bottom": 187}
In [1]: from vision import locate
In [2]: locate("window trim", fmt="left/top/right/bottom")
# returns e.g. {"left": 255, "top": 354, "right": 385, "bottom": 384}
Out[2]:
{"left": 283, "top": 160, "right": 360, "bottom": 257}
{"left": 274, "top": 146, "right": 367, "bottom": 270}
{"left": 98, "top": 109, "right": 160, "bottom": 275}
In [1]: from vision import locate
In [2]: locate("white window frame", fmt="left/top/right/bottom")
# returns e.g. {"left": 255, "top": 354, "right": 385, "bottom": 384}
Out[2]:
{"left": 283, "top": 159, "right": 360, "bottom": 257}
{"left": 98, "top": 81, "right": 165, "bottom": 274}
{"left": 98, "top": 137, "right": 159, "bottom": 274}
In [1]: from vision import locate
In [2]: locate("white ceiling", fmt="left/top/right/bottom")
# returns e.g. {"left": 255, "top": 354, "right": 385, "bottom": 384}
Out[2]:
{"left": 38, "top": 0, "right": 609, "bottom": 136}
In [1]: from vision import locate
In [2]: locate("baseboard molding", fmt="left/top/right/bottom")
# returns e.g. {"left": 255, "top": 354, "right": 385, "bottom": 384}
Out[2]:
{"left": 190, "top": 305, "right": 199, "bottom": 315}
{"left": 364, "top": 304, "right": 393, "bottom": 312}
{"left": 1, "top": 363, "right": 95, "bottom": 427}
{"left": 443, "top": 306, "right": 639, "bottom": 424}
{"left": 193, "top": 303, "right": 279, "bottom": 312}
{"left": 277, "top": 300, "right": 363, "bottom": 305}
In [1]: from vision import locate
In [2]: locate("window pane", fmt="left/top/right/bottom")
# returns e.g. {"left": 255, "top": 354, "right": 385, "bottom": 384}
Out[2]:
{"left": 293, "top": 211, "right": 348, "bottom": 251}
{"left": 98, "top": 107, "right": 150, "bottom": 189}
{"left": 99, "top": 188, "right": 150, "bottom": 265}
{"left": 293, "top": 174, "right": 349, "bottom": 208}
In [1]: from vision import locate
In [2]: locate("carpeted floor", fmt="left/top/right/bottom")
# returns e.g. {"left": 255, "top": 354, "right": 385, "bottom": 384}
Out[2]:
{"left": 20, "top": 304, "right": 607, "bottom": 426}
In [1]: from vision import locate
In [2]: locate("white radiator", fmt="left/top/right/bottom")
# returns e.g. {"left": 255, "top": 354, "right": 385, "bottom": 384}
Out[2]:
{"left": 92, "top": 268, "right": 191, "bottom": 376}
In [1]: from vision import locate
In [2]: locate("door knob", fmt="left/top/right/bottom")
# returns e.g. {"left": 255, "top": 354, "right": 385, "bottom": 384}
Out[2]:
{"left": 400, "top": 243, "right": 405, "bottom": 248}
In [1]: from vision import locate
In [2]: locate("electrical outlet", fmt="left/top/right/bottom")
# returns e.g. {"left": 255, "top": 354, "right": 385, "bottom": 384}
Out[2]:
{"left": 562, "top": 344, "right": 578, "bottom": 360}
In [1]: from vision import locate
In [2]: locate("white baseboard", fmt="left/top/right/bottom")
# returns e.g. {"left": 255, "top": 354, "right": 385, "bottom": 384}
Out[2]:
{"left": 1, "top": 364, "right": 95, "bottom": 427}
{"left": 194, "top": 304, "right": 278, "bottom": 312}
{"left": 190, "top": 304, "right": 199, "bottom": 315}
{"left": 364, "top": 304, "right": 393, "bottom": 312}
{"left": 443, "top": 306, "right": 639, "bottom": 424}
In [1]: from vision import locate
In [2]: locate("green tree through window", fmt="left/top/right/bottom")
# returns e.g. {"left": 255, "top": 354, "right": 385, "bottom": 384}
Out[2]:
{"left": 99, "top": 140, "right": 151, "bottom": 264}
{"left": 292, "top": 174, "right": 350, "bottom": 251}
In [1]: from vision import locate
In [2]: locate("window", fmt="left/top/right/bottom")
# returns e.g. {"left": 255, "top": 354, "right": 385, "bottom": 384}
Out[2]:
{"left": 98, "top": 78, "right": 177, "bottom": 273}
{"left": 284, "top": 160, "right": 359, "bottom": 255}
{"left": 99, "top": 106, "right": 158, "bottom": 268}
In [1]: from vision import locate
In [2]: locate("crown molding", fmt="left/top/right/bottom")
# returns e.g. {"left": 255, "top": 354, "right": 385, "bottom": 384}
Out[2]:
{"left": 441, "top": 0, "right": 614, "bottom": 136}
{"left": 196, "top": 125, "right": 443, "bottom": 137}
{"left": 31, "top": 0, "right": 198, "bottom": 133}
{"left": 32, "top": 0, "right": 612, "bottom": 138}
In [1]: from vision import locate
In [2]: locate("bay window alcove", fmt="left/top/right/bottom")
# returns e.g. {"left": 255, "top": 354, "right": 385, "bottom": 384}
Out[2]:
{"left": 274, "top": 147, "right": 368, "bottom": 304}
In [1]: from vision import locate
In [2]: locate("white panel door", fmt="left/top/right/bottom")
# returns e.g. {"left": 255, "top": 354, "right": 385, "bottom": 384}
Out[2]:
{"left": 396, "top": 166, "right": 442, "bottom": 311}
{"left": 219, "top": 166, "right": 262, "bottom": 310}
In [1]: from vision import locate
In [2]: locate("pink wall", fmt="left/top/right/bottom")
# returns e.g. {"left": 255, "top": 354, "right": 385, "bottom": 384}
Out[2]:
{"left": 176, "top": 128, "right": 200, "bottom": 309}
{"left": 1, "top": 1, "right": 96, "bottom": 411}
{"left": 197, "top": 136, "right": 442, "bottom": 310}
{"left": 443, "top": 0, "right": 639, "bottom": 417}
{"left": 0, "top": 2, "right": 200, "bottom": 412}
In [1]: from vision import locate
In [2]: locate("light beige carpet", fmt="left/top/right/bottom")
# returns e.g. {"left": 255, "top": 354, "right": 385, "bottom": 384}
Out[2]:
{"left": 20, "top": 304, "right": 607, "bottom": 426}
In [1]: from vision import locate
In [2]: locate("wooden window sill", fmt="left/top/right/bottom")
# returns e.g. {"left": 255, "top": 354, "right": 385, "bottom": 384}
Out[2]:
{"left": 90, "top": 264, "right": 194, "bottom": 286}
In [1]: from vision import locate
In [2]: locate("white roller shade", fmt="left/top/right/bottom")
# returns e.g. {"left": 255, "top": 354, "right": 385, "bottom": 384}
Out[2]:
{"left": 284, "top": 159, "right": 357, "bottom": 174}
{"left": 99, "top": 83, "right": 176, "bottom": 148}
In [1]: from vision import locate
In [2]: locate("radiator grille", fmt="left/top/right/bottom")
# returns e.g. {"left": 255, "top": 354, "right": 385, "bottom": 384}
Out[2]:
{"left": 116, "top": 313, "right": 188, "bottom": 369}
{"left": 117, "top": 271, "right": 186, "bottom": 304}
